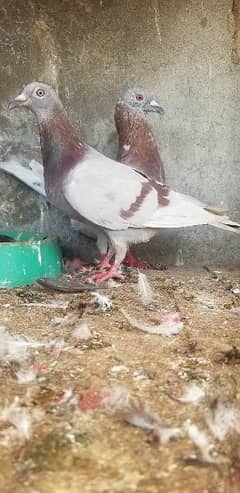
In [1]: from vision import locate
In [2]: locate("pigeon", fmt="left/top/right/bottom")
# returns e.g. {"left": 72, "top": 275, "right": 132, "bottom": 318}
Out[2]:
{"left": 8, "top": 82, "right": 240, "bottom": 283}
{"left": 3, "top": 87, "right": 166, "bottom": 270}
{"left": 114, "top": 87, "right": 165, "bottom": 267}
{"left": 115, "top": 87, "right": 165, "bottom": 183}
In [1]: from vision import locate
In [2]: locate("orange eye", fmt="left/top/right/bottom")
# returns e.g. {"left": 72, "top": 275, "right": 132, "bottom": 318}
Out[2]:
{"left": 136, "top": 94, "right": 144, "bottom": 102}
{"left": 36, "top": 88, "right": 45, "bottom": 97}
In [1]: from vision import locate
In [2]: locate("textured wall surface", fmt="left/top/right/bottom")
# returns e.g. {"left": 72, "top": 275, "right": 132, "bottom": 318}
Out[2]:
{"left": 0, "top": 0, "right": 240, "bottom": 265}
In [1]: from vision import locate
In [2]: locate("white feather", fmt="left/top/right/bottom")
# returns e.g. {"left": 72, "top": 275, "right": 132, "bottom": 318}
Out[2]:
{"left": 121, "top": 310, "right": 184, "bottom": 336}
{"left": 179, "top": 384, "right": 205, "bottom": 405}
{"left": 137, "top": 271, "right": 154, "bottom": 305}
{"left": 184, "top": 421, "right": 218, "bottom": 463}
{"left": 205, "top": 402, "right": 240, "bottom": 441}
{"left": 71, "top": 321, "right": 93, "bottom": 340}
{"left": 102, "top": 386, "right": 180, "bottom": 443}
{"left": 91, "top": 292, "right": 112, "bottom": 311}
{"left": 16, "top": 367, "right": 37, "bottom": 384}
{"left": 0, "top": 397, "right": 43, "bottom": 443}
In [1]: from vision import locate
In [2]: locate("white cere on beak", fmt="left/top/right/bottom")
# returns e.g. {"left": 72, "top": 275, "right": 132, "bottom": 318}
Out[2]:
{"left": 15, "top": 94, "right": 28, "bottom": 103}
{"left": 150, "top": 100, "right": 161, "bottom": 108}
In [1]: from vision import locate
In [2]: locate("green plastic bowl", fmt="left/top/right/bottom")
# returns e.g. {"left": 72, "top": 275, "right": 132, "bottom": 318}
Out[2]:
{"left": 0, "top": 231, "right": 63, "bottom": 288}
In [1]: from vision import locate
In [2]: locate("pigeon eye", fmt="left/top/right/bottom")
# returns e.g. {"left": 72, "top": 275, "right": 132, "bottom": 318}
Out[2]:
{"left": 36, "top": 88, "right": 45, "bottom": 98}
{"left": 136, "top": 94, "right": 144, "bottom": 102}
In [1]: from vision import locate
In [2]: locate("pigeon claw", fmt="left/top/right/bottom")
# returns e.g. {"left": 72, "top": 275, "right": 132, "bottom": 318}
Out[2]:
{"left": 96, "top": 252, "right": 113, "bottom": 270}
{"left": 87, "top": 264, "right": 126, "bottom": 283}
{"left": 124, "top": 251, "right": 151, "bottom": 269}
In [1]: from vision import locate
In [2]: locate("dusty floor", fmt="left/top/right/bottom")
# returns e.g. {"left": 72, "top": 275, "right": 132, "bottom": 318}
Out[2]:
{"left": 1, "top": 267, "right": 240, "bottom": 493}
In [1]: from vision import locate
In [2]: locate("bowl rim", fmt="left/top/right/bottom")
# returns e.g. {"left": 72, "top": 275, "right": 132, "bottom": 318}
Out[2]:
{"left": 0, "top": 231, "right": 59, "bottom": 247}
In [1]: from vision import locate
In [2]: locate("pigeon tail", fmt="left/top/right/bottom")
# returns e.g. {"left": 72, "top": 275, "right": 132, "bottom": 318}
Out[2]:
{"left": 145, "top": 190, "right": 240, "bottom": 233}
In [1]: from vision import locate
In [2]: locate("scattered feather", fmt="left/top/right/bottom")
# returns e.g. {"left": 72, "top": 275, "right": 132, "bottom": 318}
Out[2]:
{"left": 110, "top": 365, "right": 129, "bottom": 374}
{"left": 158, "top": 312, "right": 182, "bottom": 325}
{"left": 52, "top": 316, "right": 67, "bottom": 327}
{"left": 58, "top": 389, "right": 78, "bottom": 406}
{"left": 137, "top": 271, "right": 154, "bottom": 305}
{"left": 71, "top": 321, "right": 93, "bottom": 340}
{"left": 121, "top": 310, "right": 184, "bottom": 336}
{"left": 91, "top": 292, "right": 112, "bottom": 311}
{"left": 178, "top": 384, "right": 205, "bottom": 405}
{"left": 0, "top": 397, "right": 43, "bottom": 444}
{"left": 0, "top": 325, "right": 45, "bottom": 364}
{"left": 16, "top": 367, "right": 38, "bottom": 384}
{"left": 132, "top": 369, "right": 150, "bottom": 381}
{"left": 175, "top": 248, "right": 184, "bottom": 266}
{"left": 205, "top": 401, "right": 240, "bottom": 441}
{"left": 102, "top": 386, "right": 180, "bottom": 443}
{"left": 47, "top": 338, "right": 67, "bottom": 356}
{"left": 184, "top": 421, "right": 226, "bottom": 464}
{"left": 52, "top": 310, "right": 82, "bottom": 327}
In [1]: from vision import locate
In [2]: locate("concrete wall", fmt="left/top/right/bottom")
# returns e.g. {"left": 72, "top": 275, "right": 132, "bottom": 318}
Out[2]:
{"left": 0, "top": 0, "right": 240, "bottom": 266}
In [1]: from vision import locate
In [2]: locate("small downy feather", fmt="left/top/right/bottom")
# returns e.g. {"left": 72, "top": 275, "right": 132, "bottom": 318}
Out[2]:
{"left": 121, "top": 310, "right": 184, "bottom": 336}
{"left": 0, "top": 397, "right": 44, "bottom": 444}
{"left": 137, "top": 271, "right": 154, "bottom": 305}
{"left": 91, "top": 292, "right": 112, "bottom": 311}
{"left": 178, "top": 384, "right": 205, "bottom": 405}
{"left": 16, "top": 367, "right": 38, "bottom": 384}
{"left": 0, "top": 325, "right": 46, "bottom": 364}
{"left": 103, "top": 386, "right": 180, "bottom": 443}
{"left": 205, "top": 401, "right": 240, "bottom": 441}
{"left": 184, "top": 421, "right": 224, "bottom": 464}
{"left": 71, "top": 321, "right": 93, "bottom": 340}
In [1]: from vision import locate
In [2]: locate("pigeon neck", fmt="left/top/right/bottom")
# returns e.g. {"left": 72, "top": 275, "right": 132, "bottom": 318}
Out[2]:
{"left": 115, "top": 103, "right": 166, "bottom": 183}
{"left": 37, "top": 106, "right": 85, "bottom": 175}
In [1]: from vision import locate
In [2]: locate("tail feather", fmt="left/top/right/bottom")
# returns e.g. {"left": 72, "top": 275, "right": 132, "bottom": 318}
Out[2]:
{"left": 205, "top": 205, "right": 227, "bottom": 216}
{"left": 146, "top": 190, "right": 240, "bottom": 234}
{"left": 212, "top": 220, "right": 240, "bottom": 234}
{"left": 0, "top": 159, "right": 46, "bottom": 196}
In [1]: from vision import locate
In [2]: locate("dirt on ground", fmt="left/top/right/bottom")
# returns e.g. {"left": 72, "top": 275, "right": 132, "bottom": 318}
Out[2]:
{"left": 1, "top": 266, "right": 240, "bottom": 493}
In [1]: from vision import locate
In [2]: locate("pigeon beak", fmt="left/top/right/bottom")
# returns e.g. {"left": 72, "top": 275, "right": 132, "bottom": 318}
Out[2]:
{"left": 144, "top": 100, "right": 164, "bottom": 115}
{"left": 8, "top": 93, "right": 29, "bottom": 110}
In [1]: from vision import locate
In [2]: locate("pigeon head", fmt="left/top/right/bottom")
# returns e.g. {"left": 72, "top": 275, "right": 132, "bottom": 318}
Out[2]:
{"left": 8, "top": 82, "right": 63, "bottom": 118}
{"left": 118, "top": 87, "right": 164, "bottom": 115}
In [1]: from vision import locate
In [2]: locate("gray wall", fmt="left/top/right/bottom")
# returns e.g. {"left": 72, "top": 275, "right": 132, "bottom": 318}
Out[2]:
{"left": 0, "top": 0, "right": 240, "bottom": 265}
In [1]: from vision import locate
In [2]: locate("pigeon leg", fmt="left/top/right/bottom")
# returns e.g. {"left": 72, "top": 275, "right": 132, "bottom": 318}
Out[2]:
{"left": 87, "top": 263, "right": 126, "bottom": 283}
{"left": 124, "top": 250, "right": 151, "bottom": 269}
{"left": 87, "top": 239, "right": 127, "bottom": 283}
{"left": 96, "top": 251, "right": 114, "bottom": 270}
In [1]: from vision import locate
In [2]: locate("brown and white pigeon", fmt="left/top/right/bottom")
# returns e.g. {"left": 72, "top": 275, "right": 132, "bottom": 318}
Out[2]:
{"left": 114, "top": 87, "right": 165, "bottom": 268}
{"left": 4, "top": 86, "right": 166, "bottom": 271}
{"left": 115, "top": 87, "right": 165, "bottom": 183}
{"left": 9, "top": 82, "right": 240, "bottom": 283}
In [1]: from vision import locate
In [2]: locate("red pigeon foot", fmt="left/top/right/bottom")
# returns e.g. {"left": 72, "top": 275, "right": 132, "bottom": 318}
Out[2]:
{"left": 87, "top": 263, "right": 126, "bottom": 283}
{"left": 124, "top": 251, "right": 151, "bottom": 269}
{"left": 65, "top": 257, "right": 94, "bottom": 273}
{"left": 97, "top": 252, "right": 113, "bottom": 270}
